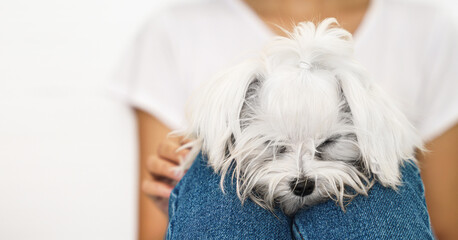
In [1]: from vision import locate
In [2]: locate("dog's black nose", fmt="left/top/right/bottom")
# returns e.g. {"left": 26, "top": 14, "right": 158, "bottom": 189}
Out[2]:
{"left": 290, "top": 178, "right": 315, "bottom": 197}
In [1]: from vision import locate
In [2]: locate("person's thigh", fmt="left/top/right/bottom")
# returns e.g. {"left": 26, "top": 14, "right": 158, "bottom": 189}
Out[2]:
{"left": 167, "top": 153, "right": 292, "bottom": 239}
{"left": 292, "top": 162, "right": 434, "bottom": 240}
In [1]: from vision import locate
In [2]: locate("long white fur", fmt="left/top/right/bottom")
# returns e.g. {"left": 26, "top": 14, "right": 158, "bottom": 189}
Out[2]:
{"left": 174, "top": 18, "right": 423, "bottom": 215}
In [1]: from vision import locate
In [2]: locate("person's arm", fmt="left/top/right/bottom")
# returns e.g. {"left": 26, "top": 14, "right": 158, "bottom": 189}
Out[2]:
{"left": 136, "top": 109, "right": 188, "bottom": 240}
{"left": 136, "top": 109, "right": 169, "bottom": 239}
{"left": 419, "top": 123, "right": 458, "bottom": 240}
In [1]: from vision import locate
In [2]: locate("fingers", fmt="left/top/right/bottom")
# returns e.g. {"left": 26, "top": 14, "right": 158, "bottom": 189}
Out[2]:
{"left": 141, "top": 179, "right": 173, "bottom": 198}
{"left": 157, "top": 140, "right": 190, "bottom": 164}
{"left": 141, "top": 136, "right": 193, "bottom": 205}
{"left": 146, "top": 155, "right": 183, "bottom": 181}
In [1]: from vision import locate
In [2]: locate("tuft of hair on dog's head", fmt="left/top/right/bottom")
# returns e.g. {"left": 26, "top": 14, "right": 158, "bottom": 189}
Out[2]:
{"left": 177, "top": 18, "right": 423, "bottom": 215}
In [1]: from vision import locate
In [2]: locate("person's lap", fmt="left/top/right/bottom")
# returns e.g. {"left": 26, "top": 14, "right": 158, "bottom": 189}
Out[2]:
{"left": 167, "top": 153, "right": 292, "bottom": 239}
{"left": 292, "top": 161, "right": 433, "bottom": 239}
{"left": 167, "top": 153, "right": 433, "bottom": 239}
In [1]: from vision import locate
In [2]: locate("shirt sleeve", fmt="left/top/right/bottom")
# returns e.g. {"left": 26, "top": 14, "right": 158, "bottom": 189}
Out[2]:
{"left": 109, "top": 12, "right": 186, "bottom": 130}
{"left": 417, "top": 10, "right": 458, "bottom": 141}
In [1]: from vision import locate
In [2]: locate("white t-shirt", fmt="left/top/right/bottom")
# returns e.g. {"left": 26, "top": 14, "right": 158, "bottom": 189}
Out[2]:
{"left": 110, "top": 0, "right": 458, "bottom": 141}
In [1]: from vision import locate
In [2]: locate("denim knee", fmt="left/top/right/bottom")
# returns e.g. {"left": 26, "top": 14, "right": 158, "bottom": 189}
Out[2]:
{"left": 292, "top": 162, "right": 434, "bottom": 240}
{"left": 167, "top": 153, "right": 292, "bottom": 239}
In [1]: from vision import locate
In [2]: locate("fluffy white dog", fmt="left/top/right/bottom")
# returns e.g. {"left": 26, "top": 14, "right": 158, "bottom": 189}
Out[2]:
{"left": 176, "top": 18, "right": 423, "bottom": 215}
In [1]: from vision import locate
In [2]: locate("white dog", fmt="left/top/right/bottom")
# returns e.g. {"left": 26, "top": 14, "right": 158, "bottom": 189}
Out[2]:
{"left": 176, "top": 18, "right": 423, "bottom": 215}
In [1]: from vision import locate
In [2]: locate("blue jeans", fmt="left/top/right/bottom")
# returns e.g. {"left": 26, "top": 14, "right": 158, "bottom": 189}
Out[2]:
{"left": 167, "top": 153, "right": 433, "bottom": 239}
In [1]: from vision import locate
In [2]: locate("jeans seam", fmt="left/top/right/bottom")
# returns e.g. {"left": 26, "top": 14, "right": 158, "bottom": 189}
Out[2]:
{"left": 293, "top": 221, "right": 305, "bottom": 240}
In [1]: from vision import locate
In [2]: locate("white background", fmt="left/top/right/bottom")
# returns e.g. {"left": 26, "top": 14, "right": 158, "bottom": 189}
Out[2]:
{"left": 0, "top": 0, "right": 456, "bottom": 239}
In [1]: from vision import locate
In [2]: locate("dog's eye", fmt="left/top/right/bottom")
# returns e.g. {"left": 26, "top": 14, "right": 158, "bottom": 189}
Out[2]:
{"left": 277, "top": 146, "right": 287, "bottom": 154}
{"left": 318, "top": 139, "right": 333, "bottom": 148}
{"left": 317, "top": 135, "right": 341, "bottom": 149}
{"left": 315, "top": 138, "right": 337, "bottom": 161}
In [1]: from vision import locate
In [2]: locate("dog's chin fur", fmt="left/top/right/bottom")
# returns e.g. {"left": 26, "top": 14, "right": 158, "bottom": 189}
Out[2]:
{"left": 174, "top": 18, "right": 423, "bottom": 215}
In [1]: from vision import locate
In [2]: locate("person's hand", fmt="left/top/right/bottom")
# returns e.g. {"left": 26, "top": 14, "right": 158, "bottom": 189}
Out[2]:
{"left": 141, "top": 137, "right": 190, "bottom": 214}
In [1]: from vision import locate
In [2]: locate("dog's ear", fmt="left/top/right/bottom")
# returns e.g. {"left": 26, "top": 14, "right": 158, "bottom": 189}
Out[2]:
{"left": 337, "top": 64, "right": 422, "bottom": 188}
{"left": 184, "top": 59, "right": 263, "bottom": 171}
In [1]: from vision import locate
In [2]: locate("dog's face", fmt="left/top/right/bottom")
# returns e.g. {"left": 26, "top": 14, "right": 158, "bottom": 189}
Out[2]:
{"left": 183, "top": 19, "right": 422, "bottom": 215}
{"left": 232, "top": 60, "right": 370, "bottom": 215}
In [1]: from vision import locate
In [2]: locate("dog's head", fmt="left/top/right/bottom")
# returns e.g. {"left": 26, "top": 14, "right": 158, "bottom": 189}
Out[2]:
{"left": 183, "top": 18, "right": 422, "bottom": 215}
